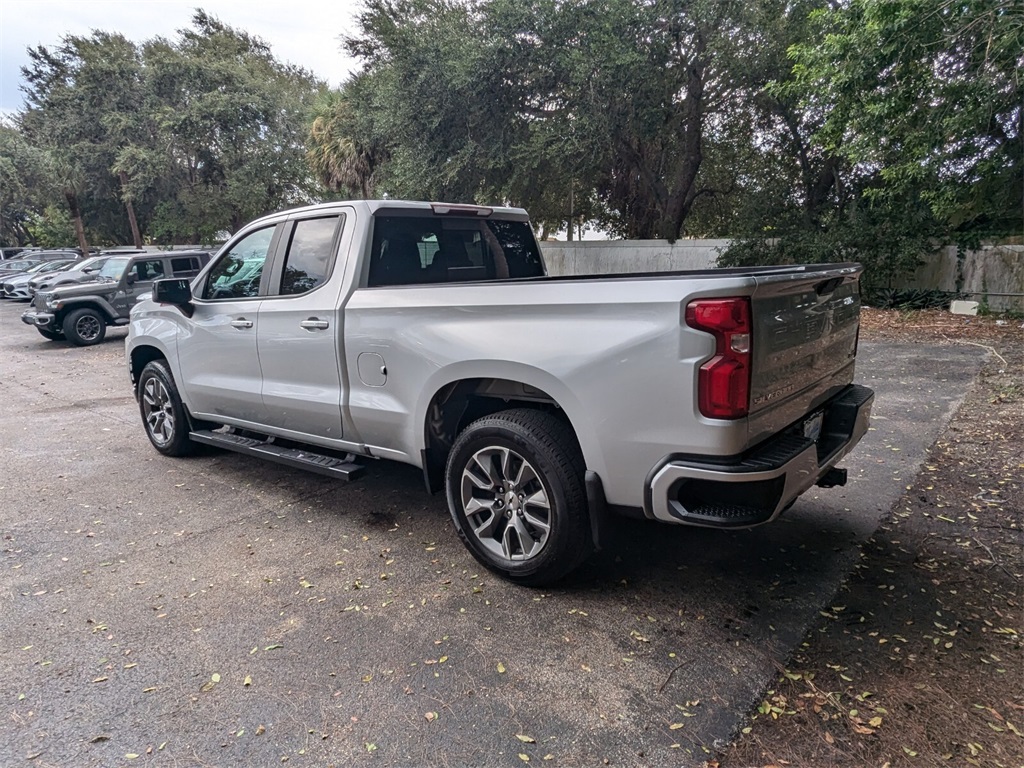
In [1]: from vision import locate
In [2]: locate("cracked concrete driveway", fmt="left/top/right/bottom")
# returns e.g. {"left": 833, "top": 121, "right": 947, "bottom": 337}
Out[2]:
{"left": 0, "top": 299, "right": 985, "bottom": 767}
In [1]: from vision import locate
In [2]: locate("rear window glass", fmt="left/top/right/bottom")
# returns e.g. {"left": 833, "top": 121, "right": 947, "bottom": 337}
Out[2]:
{"left": 367, "top": 215, "right": 544, "bottom": 287}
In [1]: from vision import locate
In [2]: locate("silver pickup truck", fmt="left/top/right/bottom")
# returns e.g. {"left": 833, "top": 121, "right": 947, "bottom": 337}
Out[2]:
{"left": 126, "top": 200, "right": 873, "bottom": 585}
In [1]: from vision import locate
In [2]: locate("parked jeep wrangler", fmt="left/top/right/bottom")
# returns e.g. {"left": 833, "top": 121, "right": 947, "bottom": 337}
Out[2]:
{"left": 22, "top": 250, "right": 209, "bottom": 346}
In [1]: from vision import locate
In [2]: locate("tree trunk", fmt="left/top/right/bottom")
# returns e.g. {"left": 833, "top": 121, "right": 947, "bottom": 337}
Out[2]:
{"left": 566, "top": 183, "right": 574, "bottom": 241}
{"left": 64, "top": 189, "right": 90, "bottom": 256}
{"left": 119, "top": 171, "right": 143, "bottom": 248}
{"left": 659, "top": 40, "right": 707, "bottom": 242}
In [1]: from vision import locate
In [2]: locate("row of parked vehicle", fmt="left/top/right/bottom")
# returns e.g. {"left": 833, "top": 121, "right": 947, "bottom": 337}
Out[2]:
{"left": 1, "top": 251, "right": 102, "bottom": 300}
{"left": 2, "top": 246, "right": 211, "bottom": 346}
{"left": 0, "top": 248, "right": 148, "bottom": 300}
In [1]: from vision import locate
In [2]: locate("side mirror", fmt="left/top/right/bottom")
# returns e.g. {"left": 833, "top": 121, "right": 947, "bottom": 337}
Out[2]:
{"left": 153, "top": 278, "right": 194, "bottom": 317}
{"left": 82, "top": 267, "right": 96, "bottom": 273}
{"left": 126, "top": 272, "right": 136, "bottom": 285}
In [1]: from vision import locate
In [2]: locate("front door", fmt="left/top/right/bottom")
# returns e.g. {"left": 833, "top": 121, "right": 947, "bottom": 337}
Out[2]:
{"left": 177, "top": 225, "right": 278, "bottom": 424}
{"left": 113, "top": 257, "right": 167, "bottom": 316}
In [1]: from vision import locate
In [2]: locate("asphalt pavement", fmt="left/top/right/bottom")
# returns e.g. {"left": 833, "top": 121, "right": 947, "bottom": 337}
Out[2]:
{"left": 0, "top": 299, "right": 986, "bottom": 767}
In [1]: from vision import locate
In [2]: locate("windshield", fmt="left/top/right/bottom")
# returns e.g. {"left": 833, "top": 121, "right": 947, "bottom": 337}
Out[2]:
{"left": 2, "top": 260, "right": 35, "bottom": 271}
{"left": 35, "top": 260, "right": 75, "bottom": 274}
{"left": 71, "top": 256, "right": 101, "bottom": 271}
{"left": 97, "top": 257, "right": 130, "bottom": 281}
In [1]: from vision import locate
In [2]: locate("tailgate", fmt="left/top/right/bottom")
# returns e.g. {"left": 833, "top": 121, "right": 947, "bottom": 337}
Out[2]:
{"left": 747, "top": 263, "right": 863, "bottom": 442}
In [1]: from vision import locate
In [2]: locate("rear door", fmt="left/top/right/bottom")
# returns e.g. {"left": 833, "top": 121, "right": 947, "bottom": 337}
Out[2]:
{"left": 256, "top": 212, "right": 348, "bottom": 441}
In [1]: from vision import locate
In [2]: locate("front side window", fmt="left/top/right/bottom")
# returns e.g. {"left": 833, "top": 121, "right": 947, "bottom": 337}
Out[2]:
{"left": 129, "top": 260, "right": 165, "bottom": 282}
{"left": 277, "top": 216, "right": 340, "bottom": 296}
{"left": 202, "top": 226, "right": 275, "bottom": 300}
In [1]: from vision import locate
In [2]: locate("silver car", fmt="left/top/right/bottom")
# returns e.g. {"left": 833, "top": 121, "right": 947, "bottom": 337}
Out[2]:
{"left": 27, "top": 256, "right": 110, "bottom": 297}
{"left": 2, "top": 260, "right": 78, "bottom": 300}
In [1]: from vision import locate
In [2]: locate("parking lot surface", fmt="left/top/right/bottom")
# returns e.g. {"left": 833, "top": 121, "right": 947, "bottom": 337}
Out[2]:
{"left": 0, "top": 299, "right": 985, "bottom": 767}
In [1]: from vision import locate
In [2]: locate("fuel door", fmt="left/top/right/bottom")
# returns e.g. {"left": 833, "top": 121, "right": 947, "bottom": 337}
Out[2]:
{"left": 357, "top": 352, "right": 387, "bottom": 387}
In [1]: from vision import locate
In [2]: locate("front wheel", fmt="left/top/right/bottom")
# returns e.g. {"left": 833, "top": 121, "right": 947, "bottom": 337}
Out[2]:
{"left": 137, "top": 360, "right": 198, "bottom": 457}
{"left": 445, "top": 408, "right": 592, "bottom": 586}
{"left": 62, "top": 307, "right": 106, "bottom": 346}
{"left": 36, "top": 328, "right": 63, "bottom": 341}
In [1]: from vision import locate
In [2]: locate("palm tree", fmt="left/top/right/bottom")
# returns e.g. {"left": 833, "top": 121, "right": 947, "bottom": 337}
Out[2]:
{"left": 306, "top": 90, "right": 380, "bottom": 199}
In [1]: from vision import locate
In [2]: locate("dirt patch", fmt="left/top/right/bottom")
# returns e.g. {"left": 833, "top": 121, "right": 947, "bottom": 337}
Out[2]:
{"left": 718, "top": 309, "right": 1024, "bottom": 768}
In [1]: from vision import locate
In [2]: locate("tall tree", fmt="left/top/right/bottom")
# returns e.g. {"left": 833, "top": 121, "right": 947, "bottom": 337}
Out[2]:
{"left": 144, "top": 11, "right": 323, "bottom": 240}
{"left": 20, "top": 31, "right": 152, "bottom": 248}
{"left": 791, "top": 0, "right": 1023, "bottom": 241}
{"left": 0, "top": 125, "right": 52, "bottom": 246}
{"left": 342, "top": 0, "right": 773, "bottom": 240}
{"left": 720, "top": 0, "right": 1022, "bottom": 295}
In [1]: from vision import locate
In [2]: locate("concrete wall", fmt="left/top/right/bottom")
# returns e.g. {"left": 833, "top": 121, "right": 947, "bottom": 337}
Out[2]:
{"left": 539, "top": 239, "right": 1024, "bottom": 311}
{"left": 541, "top": 239, "right": 723, "bottom": 276}
{"left": 905, "top": 244, "right": 1024, "bottom": 311}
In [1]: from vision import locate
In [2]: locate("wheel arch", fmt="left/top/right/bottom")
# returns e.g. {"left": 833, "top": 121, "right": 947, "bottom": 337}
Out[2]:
{"left": 129, "top": 344, "right": 169, "bottom": 393}
{"left": 57, "top": 297, "right": 117, "bottom": 323}
{"left": 417, "top": 367, "right": 599, "bottom": 495}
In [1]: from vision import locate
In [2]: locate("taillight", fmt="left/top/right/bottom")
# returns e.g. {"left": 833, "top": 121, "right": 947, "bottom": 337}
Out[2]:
{"left": 685, "top": 297, "right": 751, "bottom": 419}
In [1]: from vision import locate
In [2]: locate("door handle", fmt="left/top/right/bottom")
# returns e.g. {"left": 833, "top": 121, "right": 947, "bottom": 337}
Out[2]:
{"left": 230, "top": 318, "right": 253, "bottom": 329}
{"left": 300, "top": 318, "right": 330, "bottom": 331}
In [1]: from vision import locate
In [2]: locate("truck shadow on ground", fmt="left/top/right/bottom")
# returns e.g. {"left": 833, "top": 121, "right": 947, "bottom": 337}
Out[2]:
{"left": 201, "top": 447, "right": 865, "bottom": 622}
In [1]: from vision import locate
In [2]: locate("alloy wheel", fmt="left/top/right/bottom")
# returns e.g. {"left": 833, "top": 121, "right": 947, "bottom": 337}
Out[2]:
{"left": 460, "top": 446, "right": 551, "bottom": 561}
{"left": 75, "top": 314, "right": 102, "bottom": 342}
{"left": 142, "top": 376, "right": 175, "bottom": 446}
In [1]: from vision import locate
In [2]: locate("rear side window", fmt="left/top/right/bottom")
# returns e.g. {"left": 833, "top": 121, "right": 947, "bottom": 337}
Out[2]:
{"left": 367, "top": 215, "right": 544, "bottom": 287}
{"left": 171, "top": 257, "right": 200, "bottom": 275}
{"left": 277, "top": 216, "right": 340, "bottom": 296}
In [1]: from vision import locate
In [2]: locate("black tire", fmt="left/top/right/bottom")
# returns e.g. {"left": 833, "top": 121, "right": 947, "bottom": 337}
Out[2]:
{"left": 137, "top": 359, "right": 199, "bottom": 457}
{"left": 36, "top": 328, "right": 63, "bottom": 341}
{"left": 62, "top": 307, "right": 106, "bottom": 346}
{"left": 445, "top": 408, "right": 592, "bottom": 586}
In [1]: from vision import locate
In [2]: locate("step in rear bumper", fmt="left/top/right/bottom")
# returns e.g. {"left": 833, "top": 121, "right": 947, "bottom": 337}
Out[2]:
{"left": 646, "top": 383, "right": 874, "bottom": 528}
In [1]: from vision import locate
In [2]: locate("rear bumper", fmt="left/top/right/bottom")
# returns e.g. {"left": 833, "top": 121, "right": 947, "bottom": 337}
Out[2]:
{"left": 646, "top": 383, "right": 874, "bottom": 527}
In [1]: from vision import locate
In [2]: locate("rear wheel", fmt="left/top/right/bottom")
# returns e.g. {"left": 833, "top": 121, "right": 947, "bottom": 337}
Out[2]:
{"left": 137, "top": 359, "right": 198, "bottom": 457}
{"left": 62, "top": 307, "right": 106, "bottom": 346}
{"left": 445, "top": 408, "right": 592, "bottom": 586}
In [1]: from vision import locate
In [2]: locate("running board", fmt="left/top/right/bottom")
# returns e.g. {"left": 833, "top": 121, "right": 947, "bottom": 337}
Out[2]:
{"left": 190, "top": 430, "right": 365, "bottom": 481}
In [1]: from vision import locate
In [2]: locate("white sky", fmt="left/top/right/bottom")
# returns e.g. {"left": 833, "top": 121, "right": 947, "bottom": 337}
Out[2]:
{"left": 0, "top": 0, "right": 364, "bottom": 117}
